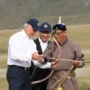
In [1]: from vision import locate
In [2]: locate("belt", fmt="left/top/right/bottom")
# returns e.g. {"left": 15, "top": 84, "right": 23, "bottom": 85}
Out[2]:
{"left": 8, "top": 65, "right": 30, "bottom": 70}
{"left": 53, "top": 71, "right": 75, "bottom": 78}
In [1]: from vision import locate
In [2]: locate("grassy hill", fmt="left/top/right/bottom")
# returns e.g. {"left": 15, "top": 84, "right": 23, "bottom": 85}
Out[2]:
{"left": 0, "top": 0, "right": 90, "bottom": 29}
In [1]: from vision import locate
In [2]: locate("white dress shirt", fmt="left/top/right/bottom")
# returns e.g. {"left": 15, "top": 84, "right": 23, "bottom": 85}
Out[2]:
{"left": 39, "top": 37, "right": 49, "bottom": 52}
{"left": 7, "top": 30, "right": 51, "bottom": 68}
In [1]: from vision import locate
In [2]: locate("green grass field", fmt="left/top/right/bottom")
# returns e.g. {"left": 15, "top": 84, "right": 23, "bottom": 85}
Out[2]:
{"left": 0, "top": 24, "right": 90, "bottom": 90}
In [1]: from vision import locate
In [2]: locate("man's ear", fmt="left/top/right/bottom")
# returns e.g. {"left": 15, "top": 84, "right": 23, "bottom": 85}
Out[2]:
{"left": 63, "top": 31, "right": 66, "bottom": 36}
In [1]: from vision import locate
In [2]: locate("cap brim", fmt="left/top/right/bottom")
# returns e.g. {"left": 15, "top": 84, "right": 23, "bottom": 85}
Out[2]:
{"left": 39, "top": 28, "right": 51, "bottom": 32}
{"left": 39, "top": 29, "right": 51, "bottom": 32}
{"left": 33, "top": 27, "right": 41, "bottom": 31}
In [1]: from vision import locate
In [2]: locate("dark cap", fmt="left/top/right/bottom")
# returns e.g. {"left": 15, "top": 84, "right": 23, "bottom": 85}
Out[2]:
{"left": 52, "top": 23, "right": 66, "bottom": 31}
{"left": 40, "top": 22, "right": 52, "bottom": 32}
{"left": 27, "top": 18, "right": 40, "bottom": 31}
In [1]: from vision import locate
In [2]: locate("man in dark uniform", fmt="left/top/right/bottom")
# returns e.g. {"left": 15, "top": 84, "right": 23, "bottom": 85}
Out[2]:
{"left": 30, "top": 22, "right": 52, "bottom": 90}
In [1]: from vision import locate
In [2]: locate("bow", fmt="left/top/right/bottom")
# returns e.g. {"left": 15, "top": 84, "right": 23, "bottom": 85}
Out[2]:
{"left": 31, "top": 69, "right": 54, "bottom": 84}
{"left": 31, "top": 37, "right": 62, "bottom": 84}
{"left": 31, "top": 17, "right": 62, "bottom": 84}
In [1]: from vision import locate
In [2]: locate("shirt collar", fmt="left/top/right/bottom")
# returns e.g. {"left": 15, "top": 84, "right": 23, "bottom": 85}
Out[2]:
{"left": 59, "top": 37, "right": 68, "bottom": 46}
{"left": 39, "top": 37, "right": 49, "bottom": 44}
{"left": 21, "top": 30, "right": 31, "bottom": 39}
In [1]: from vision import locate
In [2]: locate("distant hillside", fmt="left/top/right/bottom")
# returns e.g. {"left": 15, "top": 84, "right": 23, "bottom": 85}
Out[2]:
{"left": 0, "top": 0, "right": 90, "bottom": 30}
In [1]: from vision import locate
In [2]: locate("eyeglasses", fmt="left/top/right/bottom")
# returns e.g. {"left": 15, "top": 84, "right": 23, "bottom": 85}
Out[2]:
{"left": 54, "top": 32, "right": 63, "bottom": 36}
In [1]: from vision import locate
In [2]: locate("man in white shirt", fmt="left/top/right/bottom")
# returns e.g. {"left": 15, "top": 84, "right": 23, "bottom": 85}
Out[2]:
{"left": 30, "top": 22, "right": 52, "bottom": 90}
{"left": 6, "top": 19, "right": 55, "bottom": 90}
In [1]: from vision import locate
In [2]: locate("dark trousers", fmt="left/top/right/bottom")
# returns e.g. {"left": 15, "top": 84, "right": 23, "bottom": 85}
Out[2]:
{"left": 32, "top": 81, "right": 48, "bottom": 90}
{"left": 6, "top": 66, "right": 32, "bottom": 90}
